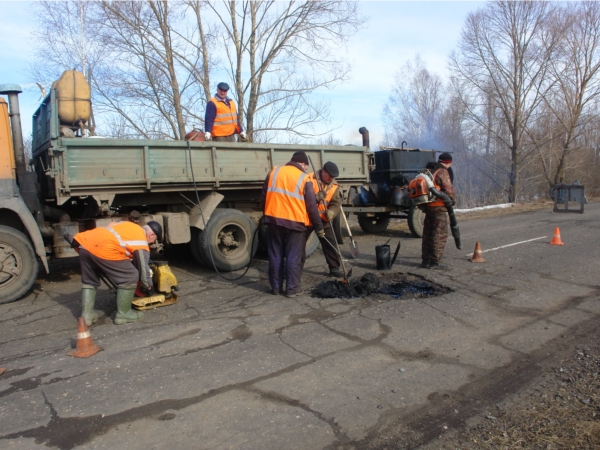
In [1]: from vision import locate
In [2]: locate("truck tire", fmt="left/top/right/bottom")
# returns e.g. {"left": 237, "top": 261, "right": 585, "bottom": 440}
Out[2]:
{"left": 0, "top": 225, "right": 39, "bottom": 304}
{"left": 408, "top": 206, "right": 425, "bottom": 238}
{"left": 196, "top": 209, "right": 258, "bottom": 271}
{"left": 358, "top": 214, "right": 390, "bottom": 234}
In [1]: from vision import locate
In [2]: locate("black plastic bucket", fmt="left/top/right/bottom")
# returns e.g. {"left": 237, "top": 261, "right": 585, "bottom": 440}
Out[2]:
{"left": 375, "top": 244, "right": 391, "bottom": 270}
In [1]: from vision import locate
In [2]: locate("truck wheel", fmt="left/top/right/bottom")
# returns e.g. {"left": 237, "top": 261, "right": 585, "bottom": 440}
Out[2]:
{"left": 358, "top": 214, "right": 390, "bottom": 234}
{"left": 197, "top": 209, "right": 258, "bottom": 271}
{"left": 0, "top": 225, "right": 39, "bottom": 304}
{"left": 408, "top": 206, "right": 425, "bottom": 238}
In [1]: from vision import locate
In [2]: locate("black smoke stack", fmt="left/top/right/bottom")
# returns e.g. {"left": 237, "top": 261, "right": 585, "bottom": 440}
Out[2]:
{"left": 359, "top": 127, "right": 369, "bottom": 149}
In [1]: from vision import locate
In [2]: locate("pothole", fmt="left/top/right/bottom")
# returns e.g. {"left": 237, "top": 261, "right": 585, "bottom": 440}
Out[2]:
{"left": 311, "top": 273, "right": 450, "bottom": 299}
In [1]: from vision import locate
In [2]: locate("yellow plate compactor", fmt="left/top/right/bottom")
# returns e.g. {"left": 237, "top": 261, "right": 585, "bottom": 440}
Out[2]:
{"left": 100, "top": 261, "right": 179, "bottom": 310}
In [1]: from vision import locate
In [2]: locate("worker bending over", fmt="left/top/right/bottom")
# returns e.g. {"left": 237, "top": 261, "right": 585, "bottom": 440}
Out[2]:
{"left": 261, "top": 151, "right": 324, "bottom": 297}
{"left": 69, "top": 220, "right": 163, "bottom": 325}
{"left": 310, "top": 161, "right": 343, "bottom": 277}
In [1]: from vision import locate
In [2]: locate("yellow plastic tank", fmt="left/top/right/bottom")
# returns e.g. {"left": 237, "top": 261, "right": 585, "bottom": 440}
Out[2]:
{"left": 0, "top": 98, "right": 16, "bottom": 180}
{"left": 55, "top": 70, "right": 91, "bottom": 125}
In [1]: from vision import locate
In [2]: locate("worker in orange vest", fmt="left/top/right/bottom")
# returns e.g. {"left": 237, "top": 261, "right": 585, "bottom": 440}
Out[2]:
{"left": 309, "top": 161, "right": 343, "bottom": 277}
{"left": 261, "top": 151, "right": 324, "bottom": 297}
{"left": 68, "top": 220, "right": 162, "bottom": 325}
{"left": 204, "top": 82, "right": 248, "bottom": 142}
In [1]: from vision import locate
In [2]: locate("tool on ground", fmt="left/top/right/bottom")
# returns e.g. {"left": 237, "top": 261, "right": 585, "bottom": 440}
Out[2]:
{"left": 390, "top": 241, "right": 401, "bottom": 266}
{"left": 550, "top": 228, "right": 564, "bottom": 246}
{"left": 68, "top": 317, "right": 102, "bottom": 358}
{"left": 339, "top": 205, "right": 359, "bottom": 258}
{"left": 469, "top": 241, "right": 486, "bottom": 263}
{"left": 100, "top": 262, "right": 179, "bottom": 310}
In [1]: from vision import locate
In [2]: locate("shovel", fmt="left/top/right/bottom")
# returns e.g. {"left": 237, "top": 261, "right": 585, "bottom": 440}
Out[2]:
{"left": 340, "top": 205, "right": 359, "bottom": 259}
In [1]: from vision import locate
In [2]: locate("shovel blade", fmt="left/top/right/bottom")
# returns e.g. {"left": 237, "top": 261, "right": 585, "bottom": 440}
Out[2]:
{"left": 348, "top": 240, "right": 359, "bottom": 259}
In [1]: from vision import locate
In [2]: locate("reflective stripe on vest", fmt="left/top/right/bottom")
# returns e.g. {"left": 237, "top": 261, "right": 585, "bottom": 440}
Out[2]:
{"left": 310, "top": 172, "right": 338, "bottom": 222}
{"left": 210, "top": 97, "right": 240, "bottom": 137}
{"left": 264, "top": 165, "right": 311, "bottom": 226}
{"left": 428, "top": 169, "right": 446, "bottom": 207}
{"left": 106, "top": 224, "right": 148, "bottom": 257}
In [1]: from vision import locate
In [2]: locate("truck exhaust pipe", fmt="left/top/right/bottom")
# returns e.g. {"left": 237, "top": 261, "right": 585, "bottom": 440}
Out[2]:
{"left": 359, "top": 127, "right": 370, "bottom": 149}
{"left": 0, "top": 84, "right": 26, "bottom": 174}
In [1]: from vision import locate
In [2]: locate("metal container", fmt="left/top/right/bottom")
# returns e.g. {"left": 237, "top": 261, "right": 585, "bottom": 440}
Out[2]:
{"left": 52, "top": 222, "right": 79, "bottom": 258}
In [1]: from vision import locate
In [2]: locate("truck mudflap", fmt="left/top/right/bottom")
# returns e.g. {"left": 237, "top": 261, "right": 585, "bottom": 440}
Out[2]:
{"left": 2, "top": 196, "right": 49, "bottom": 273}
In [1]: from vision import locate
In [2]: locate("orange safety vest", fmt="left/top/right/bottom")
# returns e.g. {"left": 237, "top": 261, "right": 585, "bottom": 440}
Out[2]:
{"left": 74, "top": 221, "right": 150, "bottom": 261}
{"left": 264, "top": 165, "right": 311, "bottom": 226}
{"left": 428, "top": 169, "right": 446, "bottom": 207}
{"left": 309, "top": 172, "right": 338, "bottom": 222}
{"left": 210, "top": 97, "right": 241, "bottom": 137}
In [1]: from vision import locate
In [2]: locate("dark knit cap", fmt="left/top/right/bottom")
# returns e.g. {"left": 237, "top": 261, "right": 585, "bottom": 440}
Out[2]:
{"left": 217, "top": 82, "right": 230, "bottom": 91}
{"left": 438, "top": 152, "right": 453, "bottom": 163}
{"left": 323, "top": 161, "right": 339, "bottom": 178}
{"left": 291, "top": 151, "right": 309, "bottom": 165}
{"left": 146, "top": 221, "right": 163, "bottom": 242}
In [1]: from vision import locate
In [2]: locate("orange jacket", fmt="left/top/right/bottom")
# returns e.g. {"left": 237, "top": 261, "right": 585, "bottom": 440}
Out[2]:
{"left": 308, "top": 172, "right": 338, "bottom": 222}
{"left": 264, "top": 165, "right": 311, "bottom": 226}
{"left": 209, "top": 97, "right": 241, "bottom": 137}
{"left": 74, "top": 221, "right": 150, "bottom": 261}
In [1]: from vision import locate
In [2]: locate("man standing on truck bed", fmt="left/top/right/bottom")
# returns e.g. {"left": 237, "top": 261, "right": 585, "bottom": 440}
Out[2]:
{"left": 262, "top": 151, "right": 325, "bottom": 297}
{"left": 68, "top": 221, "right": 163, "bottom": 325}
{"left": 422, "top": 153, "right": 455, "bottom": 269}
{"left": 204, "top": 82, "right": 248, "bottom": 142}
{"left": 310, "top": 161, "right": 343, "bottom": 277}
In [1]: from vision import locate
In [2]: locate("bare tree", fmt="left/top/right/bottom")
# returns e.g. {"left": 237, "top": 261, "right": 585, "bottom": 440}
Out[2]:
{"left": 535, "top": 1, "right": 600, "bottom": 188}
{"left": 382, "top": 55, "right": 445, "bottom": 149}
{"left": 201, "top": 0, "right": 364, "bottom": 142}
{"left": 30, "top": 1, "right": 106, "bottom": 87}
{"left": 449, "top": 1, "right": 559, "bottom": 202}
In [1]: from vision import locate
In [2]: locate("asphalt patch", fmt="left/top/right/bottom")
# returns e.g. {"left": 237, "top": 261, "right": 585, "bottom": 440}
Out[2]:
{"left": 311, "top": 273, "right": 381, "bottom": 299}
{"left": 312, "top": 273, "right": 450, "bottom": 299}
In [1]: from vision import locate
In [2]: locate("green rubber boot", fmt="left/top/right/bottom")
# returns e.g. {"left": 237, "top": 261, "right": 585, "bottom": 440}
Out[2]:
{"left": 81, "top": 287, "right": 99, "bottom": 326}
{"left": 114, "top": 287, "right": 144, "bottom": 325}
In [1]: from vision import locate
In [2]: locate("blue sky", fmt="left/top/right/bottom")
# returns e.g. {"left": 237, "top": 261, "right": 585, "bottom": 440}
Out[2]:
{"left": 0, "top": 0, "right": 484, "bottom": 145}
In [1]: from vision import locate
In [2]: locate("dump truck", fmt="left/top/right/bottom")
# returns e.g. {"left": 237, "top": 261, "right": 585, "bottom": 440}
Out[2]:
{"left": 0, "top": 76, "right": 371, "bottom": 304}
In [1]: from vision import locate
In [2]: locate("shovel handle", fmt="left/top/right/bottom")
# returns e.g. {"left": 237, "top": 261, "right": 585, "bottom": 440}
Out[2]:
{"left": 340, "top": 205, "right": 354, "bottom": 239}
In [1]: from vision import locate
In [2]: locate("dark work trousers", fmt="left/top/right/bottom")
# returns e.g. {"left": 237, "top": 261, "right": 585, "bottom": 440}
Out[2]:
{"left": 267, "top": 223, "right": 307, "bottom": 295}
{"left": 318, "top": 226, "right": 341, "bottom": 269}
{"left": 79, "top": 247, "right": 139, "bottom": 289}
{"left": 421, "top": 207, "right": 449, "bottom": 263}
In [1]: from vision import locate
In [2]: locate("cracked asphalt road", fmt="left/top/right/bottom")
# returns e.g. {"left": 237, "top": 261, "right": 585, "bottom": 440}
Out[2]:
{"left": 0, "top": 204, "right": 599, "bottom": 449}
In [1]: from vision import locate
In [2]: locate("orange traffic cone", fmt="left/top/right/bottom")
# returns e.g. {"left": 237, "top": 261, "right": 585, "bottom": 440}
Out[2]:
{"left": 0, "top": 368, "right": 5, "bottom": 375}
{"left": 469, "top": 241, "right": 486, "bottom": 263}
{"left": 68, "top": 317, "right": 102, "bottom": 358}
{"left": 550, "top": 227, "right": 564, "bottom": 246}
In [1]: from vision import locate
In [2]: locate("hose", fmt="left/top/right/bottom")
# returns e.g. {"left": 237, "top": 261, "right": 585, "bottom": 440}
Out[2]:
{"left": 429, "top": 187, "right": 461, "bottom": 250}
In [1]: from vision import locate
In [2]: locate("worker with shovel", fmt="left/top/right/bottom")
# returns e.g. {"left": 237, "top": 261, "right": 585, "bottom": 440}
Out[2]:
{"left": 309, "top": 161, "right": 344, "bottom": 278}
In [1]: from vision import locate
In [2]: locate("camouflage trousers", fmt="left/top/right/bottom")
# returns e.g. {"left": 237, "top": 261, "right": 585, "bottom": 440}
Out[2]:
{"left": 421, "top": 207, "right": 448, "bottom": 263}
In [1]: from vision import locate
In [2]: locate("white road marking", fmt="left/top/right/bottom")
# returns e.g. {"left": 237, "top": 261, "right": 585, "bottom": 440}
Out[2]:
{"left": 465, "top": 236, "right": 548, "bottom": 256}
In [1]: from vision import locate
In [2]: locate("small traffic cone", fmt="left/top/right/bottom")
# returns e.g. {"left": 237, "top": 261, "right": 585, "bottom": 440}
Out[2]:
{"left": 0, "top": 368, "right": 5, "bottom": 375}
{"left": 550, "top": 227, "right": 564, "bottom": 246}
{"left": 68, "top": 317, "right": 102, "bottom": 358}
{"left": 469, "top": 241, "right": 486, "bottom": 263}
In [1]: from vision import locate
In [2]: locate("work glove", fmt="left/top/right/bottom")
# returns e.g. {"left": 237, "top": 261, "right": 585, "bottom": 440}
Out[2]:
{"left": 326, "top": 210, "right": 336, "bottom": 222}
{"left": 316, "top": 229, "right": 325, "bottom": 238}
{"left": 140, "top": 284, "right": 155, "bottom": 297}
{"left": 315, "top": 190, "right": 326, "bottom": 202}
{"left": 204, "top": 131, "right": 211, "bottom": 140}
{"left": 239, "top": 131, "right": 248, "bottom": 142}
